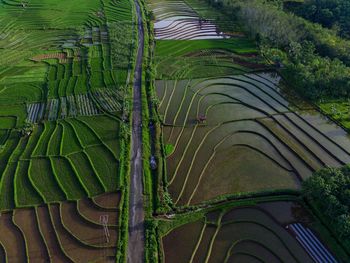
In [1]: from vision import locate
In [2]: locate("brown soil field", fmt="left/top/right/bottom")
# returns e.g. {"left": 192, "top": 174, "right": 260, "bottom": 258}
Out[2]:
{"left": 60, "top": 201, "right": 118, "bottom": 247}
{"left": 36, "top": 206, "right": 73, "bottom": 262}
{"left": 77, "top": 198, "right": 119, "bottom": 226}
{"left": 13, "top": 208, "right": 50, "bottom": 261}
{"left": 93, "top": 191, "right": 121, "bottom": 209}
{"left": 48, "top": 204, "right": 115, "bottom": 262}
{"left": 0, "top": 191, "right": 121, "bottom": 262}
{"left": 0, "top": 212, "right": 27, "bottom": 263}
{"left": 162, "top": 220, "right": 204, "bottom": 263}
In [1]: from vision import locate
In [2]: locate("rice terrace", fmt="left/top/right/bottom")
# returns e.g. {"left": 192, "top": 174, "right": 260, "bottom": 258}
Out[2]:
{"left": 1, "top": 0, "right": 350, "bottom": 262}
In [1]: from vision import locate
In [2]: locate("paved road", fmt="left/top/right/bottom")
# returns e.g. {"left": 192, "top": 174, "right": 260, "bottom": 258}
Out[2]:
{"left": 128, "top": 0, "right": 145, "bottom": 262}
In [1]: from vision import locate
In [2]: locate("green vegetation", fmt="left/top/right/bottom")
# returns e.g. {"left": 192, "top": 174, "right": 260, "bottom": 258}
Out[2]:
{"left": 303, "top": 165, "right": 350, "bottom": 252}
{"left": 0, "top": 0, "right": 137, "bottom": 261}
{"left": 196, "top": 0, "right": 350, "bottom": 101}
{"left": 164, "top": 144, "right": 174, "bottom": 156}
{"left": 0, "top": 0, "right": 136, "bottom": 210}
{"left": 285, "top": 0, "right": 350, "bottom": 38}
{"left": 155, "top": 39, "right": 266, "bottom": 79}
{"left": 156, "top": 39, "right": 257, "bottom": 57}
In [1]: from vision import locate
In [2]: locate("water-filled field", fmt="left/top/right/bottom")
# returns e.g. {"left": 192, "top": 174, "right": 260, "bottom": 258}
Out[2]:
{"left": 148, "top": 0, "right": 265, "bottom": 79}
{"left": 149, "top": 0, "right": 349, "bottom": 261}
{"left": 162, "top": 201, "right": 317, "bottom": 263}
{"left": 156, "top": 73, "right": 350, "bottom": 205}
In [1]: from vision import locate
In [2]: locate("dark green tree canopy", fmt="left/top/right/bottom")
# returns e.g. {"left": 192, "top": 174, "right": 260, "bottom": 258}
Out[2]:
{"left": 302, "top": 165, "right": 350, "bottom": 240}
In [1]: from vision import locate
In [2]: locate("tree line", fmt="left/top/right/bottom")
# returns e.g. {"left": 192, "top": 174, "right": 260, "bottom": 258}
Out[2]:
{"left": 284, "top": 0, "right": 350, "bottom": 39}
{"left": 203, "top": 0, "right": 350, "bottom": 100}
{"left": 302, "top": 166, "right": 350, "bottom": 249}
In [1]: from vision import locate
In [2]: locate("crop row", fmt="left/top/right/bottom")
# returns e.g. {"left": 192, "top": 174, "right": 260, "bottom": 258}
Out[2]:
{"left": 154, "top": 38, "right": 259, "bottom": 79}
{"left": 0, "top": 192, "right": 120, "bottom": 262}
{"left": 81, "top": 26, "right": 110, "bottom": 47}
{"left": 149, "top": 0, "right": 230, "bottom": 40}
{"left": 103, "top": 0, "right": 134, "bottom": 23}
{"left": 44, "top": 47, "right": 118, "bottom": 96}
{"left": 26, "top": 89, "right": 123, "bottom": 123}
{"left": 0, "top": 114, "right": 121, "bottom": 210}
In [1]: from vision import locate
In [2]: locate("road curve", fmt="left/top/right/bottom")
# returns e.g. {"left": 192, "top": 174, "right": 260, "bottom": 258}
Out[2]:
{"left": 128, "top": 0, "right": 145, "bottom": 262}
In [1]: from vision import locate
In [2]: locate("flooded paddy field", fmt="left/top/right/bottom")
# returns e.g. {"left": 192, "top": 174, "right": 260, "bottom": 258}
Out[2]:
{"left": 156, "top": 73, "right": 350, "bottom": 206}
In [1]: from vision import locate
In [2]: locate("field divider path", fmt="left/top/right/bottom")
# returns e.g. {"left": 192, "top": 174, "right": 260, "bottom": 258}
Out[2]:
{"left": 128, "top": 0, "right": 145, "bottom": 261}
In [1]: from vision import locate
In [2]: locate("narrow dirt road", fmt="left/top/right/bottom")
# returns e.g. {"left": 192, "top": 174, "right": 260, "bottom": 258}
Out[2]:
{"left": 128, "top": 0, "right": 145, "bottom": 262}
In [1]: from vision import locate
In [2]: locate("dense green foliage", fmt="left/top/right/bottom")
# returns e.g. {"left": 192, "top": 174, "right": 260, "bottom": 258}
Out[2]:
{"left": 285, "top": 0, "right": 350, "bottom": 38}
{"left": 156, "top": 39, "right": 257, "bottom": 57}
{"left": 201, "top": 0, "right": 350, "bottom": 100}
{"left": 263, "top": 41, "right": 350, "bottom": 99}
{"left": 303, "top": 166, "right": 350, "bottom": 246}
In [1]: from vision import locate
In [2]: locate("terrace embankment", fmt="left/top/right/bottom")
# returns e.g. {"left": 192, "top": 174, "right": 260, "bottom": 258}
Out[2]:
{"left": 0, "top": 192, "right": 120, "bottom": 262}
{"left": 161, "top": 201, "right": 320, "bottom": 263}
{"left": 157, "top": 73, "right": 350, "bottom": 206}
{"left": 146, "top": 0, "right": 350, "bottom": 261}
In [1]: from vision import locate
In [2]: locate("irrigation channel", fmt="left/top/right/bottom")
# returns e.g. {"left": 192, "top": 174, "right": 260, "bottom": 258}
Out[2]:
{"left": 128, "top": 0, "right": 145, "bottom": 262}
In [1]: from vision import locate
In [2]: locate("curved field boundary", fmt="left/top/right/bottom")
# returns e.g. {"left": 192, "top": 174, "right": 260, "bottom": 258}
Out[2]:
{"left": 170, "top": 123, "right": 297, "bottom": 197}
{"left": 76, "top": 116, "right": 121, "bottom": 160}
{"left": 149, "top": 0, "right": 197, "bottom": 20}
{"left": 20, "top": 123, "right": 43, "bottom": 160}
{"left": 154, "top": 19, "right": 227, "bottom": 40}
{"left": 0, "top": 212, "right": 28, "bottom": 263}
{"left": 203, "top": 212, "right": 223, "bottom": 263}
{"left": 28, "top": 158, "right": 66, "bottom": 203}
{"left": 77, "top": 198, "right": 119, "bottom": 227}
{"left": 13, "top": 208, "right": 50, "bottom": 261}
{"left": 160, "top": 74, "right": 350, "bottom": 166}
{"left": 0, "top": 136, "right": 27, "bottom": 210}
{"left": 160, "top": 71, "right": 350, "bottom": 204}
{"left": 32, "top": 121, "right": 56, "bottom": 157}
{"left": 77, "top": 202, "right": 119, "bottom": 227}
{"left": 183, "top": 128, "right": 301, "bottom": 205}
{"left": 188, "top": 220, "right": 207, "bottom": 262}
{"left": 166, "top": 116, "right": 309, "bottom": 188}
{"left": 67, "top": 152, "right": 105, "bottom": 197}
{"left": 224, "top": 240, "right": 281, "bottom": 263}
{"left": 14, "top": 160, "right": 43, "bottom": 207}
{"left": 162, "top": 204, "right": 313, "bottom": 263}
{"left": 221, "top": 220, "right": 299, "bottom": 262}
{"left": 92, "top": 191, "right": 121, "bottom": 210}
{"left": 62, "top": 120, "right": 108, "bottom": 191}
{"left": 50, "top": 157, "right": 87, "bottom": 200}
{"left": 36, "top": 206, "right": 75, "bottom": 262}
{"left": 244, "top": 73, "right": 350, "bottom": 156}
{"left": 0, "top": 241, "right": 6, "bottom": 263}
{"left": 193, "top": 87, "right": 342, "bottom": 169}
{"left": 58, "top": 202, "right": 118, "bottom": 248}
{"left": 48, "top": 204, "right": 112, "bottom": 252}
{"left": 46, "top": 121, "right": 62, "bottom": 156}
{"left": 220, "top": 74, "right": 350, "bottom": 165}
